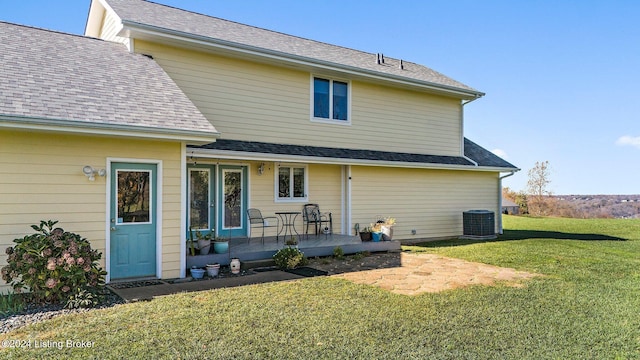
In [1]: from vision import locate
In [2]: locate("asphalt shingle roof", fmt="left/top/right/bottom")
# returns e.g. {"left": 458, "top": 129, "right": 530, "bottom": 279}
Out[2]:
{"left": 0, "top": 21, "right": 217, "bottom": 135}
{"left": 105, "top": 0, "right": 481, "bottom": 96}
{"left": 191, "top": 138, "right": 517, "bottom": 170}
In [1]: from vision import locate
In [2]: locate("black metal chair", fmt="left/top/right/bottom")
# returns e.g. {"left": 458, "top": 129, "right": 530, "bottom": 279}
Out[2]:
{"left": 302, "top": 204, "right": 332, "bottom": 238}
{"left": 246, "top": 208, "right": 279, "bottom": 244}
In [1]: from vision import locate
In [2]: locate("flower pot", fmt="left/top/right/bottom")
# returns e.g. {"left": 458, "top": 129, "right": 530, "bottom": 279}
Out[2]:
{"left": 359, "top": 232, "right": 372, "bottom": 241}
{"left": 213, "top": 241, "right": 229, "bottom": 254}
{"left": 381, "top": 226, "right": 394, "bottom": 241}
{"left": 198, "top": 239, "right": 211, "bottom": 255}
{"left": 230, "top": 258, "right": 241, "bottom": 274}
{"left": 372, "top": 232, "right": 382, "bottom": 242}
{"left": 199, "top": 245, "right": 211, "bottom": 255}
{"left": 190, "top": 268, "right": 205, "bottom": 279}
{"left": 206, "top": 263, "right": 220, "bottom": 277}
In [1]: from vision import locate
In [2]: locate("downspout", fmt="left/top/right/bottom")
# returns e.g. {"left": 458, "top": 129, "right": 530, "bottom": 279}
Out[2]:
{"left": 498, "top": 171, "right": 517, "bottom": 234}
{"left": 460, "top": 95, "right": 483, "bottom": 157}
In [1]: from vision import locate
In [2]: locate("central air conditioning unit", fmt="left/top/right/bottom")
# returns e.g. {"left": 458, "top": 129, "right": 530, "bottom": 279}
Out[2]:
{"left": 462, "top": 210, "right": 496, "bottom": 239}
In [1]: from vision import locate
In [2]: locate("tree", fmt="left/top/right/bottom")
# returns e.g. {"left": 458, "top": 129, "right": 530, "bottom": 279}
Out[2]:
{"left": 526, "top": 161, "right": 554, "bottom": 216}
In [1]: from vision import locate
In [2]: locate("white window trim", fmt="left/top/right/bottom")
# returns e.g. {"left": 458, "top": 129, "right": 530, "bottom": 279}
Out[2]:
{"left": 310, "top": 74, "right": 352, "bottom": 125}
{"left": 274, "top": 163, "right": 309, "bottom": 203}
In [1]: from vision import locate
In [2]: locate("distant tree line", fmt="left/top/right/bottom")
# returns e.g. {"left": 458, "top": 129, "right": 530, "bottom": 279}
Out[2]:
{"left": 503, "top": 161, "right": 640, "bottom": 219}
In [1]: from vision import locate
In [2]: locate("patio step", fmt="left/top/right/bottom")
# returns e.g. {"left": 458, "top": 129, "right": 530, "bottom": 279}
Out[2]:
{"left": 241, "top": 259, "right": 275, "bottom": 270}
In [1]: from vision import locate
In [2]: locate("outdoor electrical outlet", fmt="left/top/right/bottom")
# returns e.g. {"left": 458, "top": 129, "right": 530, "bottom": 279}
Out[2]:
{"left": 411, "top": 229, "right": 417, "bottom": 235}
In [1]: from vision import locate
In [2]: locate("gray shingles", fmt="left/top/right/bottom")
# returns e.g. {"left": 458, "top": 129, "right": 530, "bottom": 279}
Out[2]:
{"left": 105, "top": 0, "right": 481, "bottom": 95}
{"left": 192, "top": 139, "right": 517, "bottom": 170}
{"left": 0, "top": 21, "right": 217, "bottom": 135}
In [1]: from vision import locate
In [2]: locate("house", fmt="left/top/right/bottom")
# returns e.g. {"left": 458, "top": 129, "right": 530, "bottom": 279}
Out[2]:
{"left": 502, "top": 198, "right": 520, "bottom": 215}
{"left": 0, "top": 0, "right": 518, "bottom": 285}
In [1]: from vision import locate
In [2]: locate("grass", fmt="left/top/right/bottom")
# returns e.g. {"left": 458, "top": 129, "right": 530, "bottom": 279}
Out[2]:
{"left": 1, "top": 216, "right": 639, "bottom": 359}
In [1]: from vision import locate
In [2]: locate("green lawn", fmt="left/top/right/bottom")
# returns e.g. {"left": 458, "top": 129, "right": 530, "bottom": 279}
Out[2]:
{"left": 2, "top": 216, "right": 639, "bottom": 359}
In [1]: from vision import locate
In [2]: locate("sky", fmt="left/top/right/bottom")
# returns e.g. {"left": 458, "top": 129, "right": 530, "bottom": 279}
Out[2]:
{"left": 1, "top": 0, "right": 639, "bottom": 195}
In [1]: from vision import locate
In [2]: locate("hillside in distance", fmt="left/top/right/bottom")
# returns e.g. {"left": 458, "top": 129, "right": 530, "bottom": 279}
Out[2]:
{"left": 555, "top": 194, "right": 640, "bottom": 219}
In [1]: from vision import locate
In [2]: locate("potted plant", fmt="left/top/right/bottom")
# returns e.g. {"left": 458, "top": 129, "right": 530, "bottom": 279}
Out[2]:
{"left": 371, "top": 223, "right": 383, "bottom": 242}
{"left": 213, "top": 236, "right": 229, "bottom": 254}
{"left": 379, "top": 217, "right": 396, "bottom": 241}
{"left": 187, "top": 227, "right": 197, "bottom": 256}
{"left": 195, "top": 230, "right": 213, "bottom": 255}
{"left": 359, "top": 226, "right": 372, "bottom": 241}
{"left": 285, "top": 236, "right": 298, "bottom": 248}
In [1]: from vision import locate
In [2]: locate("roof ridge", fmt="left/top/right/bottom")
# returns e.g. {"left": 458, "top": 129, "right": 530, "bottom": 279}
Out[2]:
{"left": 142, "top": 0, "right": 407, "bottom": 66}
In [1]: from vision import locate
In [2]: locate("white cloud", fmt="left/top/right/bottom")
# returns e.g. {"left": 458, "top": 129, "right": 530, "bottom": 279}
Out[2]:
{"left": 492, "top": 149, "right": 508, "bottom": 159}
{"left": 616, "top": 135, "right": 640, "bottom": 149}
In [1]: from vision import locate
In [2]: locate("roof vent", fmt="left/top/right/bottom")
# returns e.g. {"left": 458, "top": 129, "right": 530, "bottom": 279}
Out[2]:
{"left": 380, "top": 53, "right": 385, "bottom": 64}
{"left": 376, "top": 53, "right": 380, "bottom": 64}
{"left": 399, "top": 59, "right": 404, "bottom": 70}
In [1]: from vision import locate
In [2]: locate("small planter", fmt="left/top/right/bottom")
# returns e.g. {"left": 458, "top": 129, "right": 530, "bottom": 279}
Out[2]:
{"left": 230, "top": 258, "right": 241, "bottom": 274}
{"left": 372, "top": 232, "right": 382, "bottom": 242}
{"left": 190, "top": 268, "right": 205, "bottom": 279}
{"left": 206, "top": 263, "right": 220, "bottom": 277}
{"left": 381, "top": 226, "right": 394, "bottom": 241}
{"left": 359, "top": 232, "right": 372, "bottom": 241}
{"left": 213, "top": 241, "right": 229, "bottom": 254}
{"left": 197, "top": 239, "right": 211, "bottom": 255}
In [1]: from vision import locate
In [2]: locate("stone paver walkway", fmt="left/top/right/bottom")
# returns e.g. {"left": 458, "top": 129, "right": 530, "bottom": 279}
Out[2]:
{"left": 309, "top": 251, "right": 540, "bottom": 295}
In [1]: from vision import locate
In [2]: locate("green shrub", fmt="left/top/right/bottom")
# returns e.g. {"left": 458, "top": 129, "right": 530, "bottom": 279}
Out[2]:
{"left": 1, "top": 220, "right": 107, "bottom": 307}
{"left": 333, "top": 246, "right": 344, "bottom": 260}
{"left": 273, "top": 247, "right": 307, "bottom": 269}
{"left": 0, "top": 292, "right": 25, "bottom": 317}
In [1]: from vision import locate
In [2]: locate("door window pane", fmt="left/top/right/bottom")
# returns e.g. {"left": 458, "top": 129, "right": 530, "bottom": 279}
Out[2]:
{"left": 189, "top": 169, "right": 209, "bottom": 230}
{"left": 117, "top": 171, "right": 151, "bottom": 223}
{"left": 224, "top": 171, "right": 242, "bottom": 229}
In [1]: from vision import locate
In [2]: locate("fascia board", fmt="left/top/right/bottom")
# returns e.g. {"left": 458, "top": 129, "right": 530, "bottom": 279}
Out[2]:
{"left": 0, "top": 116, "right": 219, "bottom": 145}
{"left": 120, "top": 22, "right": 484, "bottom": 100}
{"left": 189, "top": 148, "right": 516, "bottom": 173}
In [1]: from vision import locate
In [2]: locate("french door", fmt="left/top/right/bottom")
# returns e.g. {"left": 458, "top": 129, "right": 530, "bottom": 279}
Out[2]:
{"left": 187, "top": 165, "right": 247, "bottom": 238}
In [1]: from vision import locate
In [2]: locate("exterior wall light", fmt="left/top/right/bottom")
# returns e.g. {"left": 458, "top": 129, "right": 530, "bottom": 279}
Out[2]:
{"left": 82, "top": 165, "right": 106, "bottom": 181}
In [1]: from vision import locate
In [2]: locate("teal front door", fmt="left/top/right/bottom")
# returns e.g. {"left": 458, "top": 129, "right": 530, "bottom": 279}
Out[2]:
{"left": 110, "top": 163, "right": 157, "bottom": 280}
{"left": 218, "top": 166, "right": 247, "bottom": 238}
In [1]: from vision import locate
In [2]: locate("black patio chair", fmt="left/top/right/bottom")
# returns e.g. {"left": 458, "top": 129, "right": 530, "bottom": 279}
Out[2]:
{"left": 246, "top": 208, "right": 279, "bottom": 244}
{"left": 302, "top": 203, "right": 332, "bottom": 238}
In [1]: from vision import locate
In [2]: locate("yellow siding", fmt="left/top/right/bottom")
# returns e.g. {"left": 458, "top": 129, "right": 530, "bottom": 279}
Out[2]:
{"left": 133, "top": 41, "right": 462, "bottom": 156}
{"left": 351, "top": 166, "right": 499, "bottom": 240}
{"left": 0, "top": 130, "right": 183, "bottom": 288}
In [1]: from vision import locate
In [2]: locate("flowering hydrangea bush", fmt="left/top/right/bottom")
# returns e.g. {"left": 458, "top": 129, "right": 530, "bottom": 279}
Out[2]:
{"left": 1, "top": 220, "right": 107, "bottom": 307}
{"left": 273, "top": 247, "right": 307, "bottom": 270}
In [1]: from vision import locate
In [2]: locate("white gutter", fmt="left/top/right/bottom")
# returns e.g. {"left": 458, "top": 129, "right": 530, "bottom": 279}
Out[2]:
{"left": 498, "top": 171, "right": 518, "bottom": 234}
{"left": 0, "top": 115, "right": 220, "bottom": 145}
{"left": 120, "top": 21, "right": 485, "bottom": 100}
{"left": 189, "top": 148, "right": 518, "bottom": 173}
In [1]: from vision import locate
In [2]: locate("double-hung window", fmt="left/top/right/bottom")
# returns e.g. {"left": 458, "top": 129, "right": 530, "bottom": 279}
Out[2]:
{"left": 312, "top": 76, "right": 350, "bottom": 122}
{"left": 276, "top": 165, "right": 307, "bottom": 202}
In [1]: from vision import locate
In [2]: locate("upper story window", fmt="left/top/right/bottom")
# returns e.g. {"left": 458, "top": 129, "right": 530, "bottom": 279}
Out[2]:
{"left": 312, "top": 76, "right": 350, "bottom": 123}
